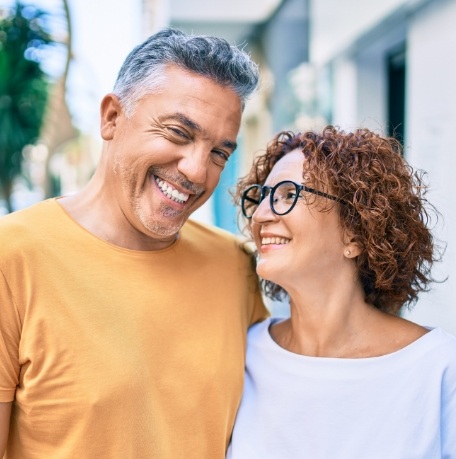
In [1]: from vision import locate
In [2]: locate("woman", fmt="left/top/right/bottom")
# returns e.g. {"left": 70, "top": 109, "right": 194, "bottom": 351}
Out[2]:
{"left": 227, "top": 126, "right": 456, "bottom": 458}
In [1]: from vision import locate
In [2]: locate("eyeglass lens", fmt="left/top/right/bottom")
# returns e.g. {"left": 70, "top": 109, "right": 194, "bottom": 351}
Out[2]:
{"left": 242, "top": 185, "right": 262, "bottom": 218}
{"left": 242, "top": 181, "right": 300, "bottom": 218}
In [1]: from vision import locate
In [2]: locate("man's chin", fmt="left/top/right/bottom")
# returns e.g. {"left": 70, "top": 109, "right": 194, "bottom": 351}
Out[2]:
{"left": 140, "top": 215, "right": 186, "bottom": 239}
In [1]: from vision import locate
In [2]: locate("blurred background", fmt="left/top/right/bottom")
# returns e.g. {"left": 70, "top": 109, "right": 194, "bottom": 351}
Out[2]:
{"left": 1, "top": 0, "right": 455, "bottom": 331}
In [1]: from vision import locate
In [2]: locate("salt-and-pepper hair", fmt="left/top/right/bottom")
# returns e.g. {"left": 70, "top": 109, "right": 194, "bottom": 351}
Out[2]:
{"left": 113, "top": 28, "right": 259, "bottom": 117}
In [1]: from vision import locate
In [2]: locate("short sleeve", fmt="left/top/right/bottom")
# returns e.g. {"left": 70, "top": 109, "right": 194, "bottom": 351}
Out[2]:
{"left": 442, "top": 348, "right": 456, "bottom": 458}
{"left": 240, "top": 244, "right": 269, "bottom": 326}
{"left": 0, "top": 268, "right": 21, "bottom": 402}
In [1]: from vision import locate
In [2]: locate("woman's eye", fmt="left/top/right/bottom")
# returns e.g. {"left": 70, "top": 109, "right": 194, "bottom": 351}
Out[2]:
{"left": 282, "top": 190, "right": 299, "bottom": 201}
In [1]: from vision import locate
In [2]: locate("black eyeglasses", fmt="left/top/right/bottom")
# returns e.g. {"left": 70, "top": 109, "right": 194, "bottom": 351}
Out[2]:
{"left": 241, "top": 180, "right": 345, "bottom": 219}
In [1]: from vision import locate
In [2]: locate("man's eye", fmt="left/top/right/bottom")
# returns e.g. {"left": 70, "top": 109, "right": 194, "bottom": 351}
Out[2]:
{"left": 169, "top": 127, "right": 189, "bottom": 139}
{"left": 211, "top": 150, "right": 229, "bottom": 166}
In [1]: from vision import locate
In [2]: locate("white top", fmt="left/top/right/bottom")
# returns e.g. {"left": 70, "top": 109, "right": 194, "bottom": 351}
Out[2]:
{"left": 227, "top": 317, "right": 456, "bottom": 459}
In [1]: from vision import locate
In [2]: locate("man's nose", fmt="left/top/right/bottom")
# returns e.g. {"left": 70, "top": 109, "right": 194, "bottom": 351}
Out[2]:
{"left": 177, "top": 146, "right": 209, "bottom": 185}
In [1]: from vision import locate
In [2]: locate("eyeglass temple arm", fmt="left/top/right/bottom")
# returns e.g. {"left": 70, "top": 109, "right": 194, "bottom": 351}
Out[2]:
{"left": 243, "top": 195, "right": 260, "bottom": 205}
{"left": 302, "top": 185, "right": 345, "bottom": 204}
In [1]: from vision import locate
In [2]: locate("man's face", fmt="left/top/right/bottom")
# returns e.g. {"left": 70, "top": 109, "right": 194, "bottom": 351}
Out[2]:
{"left": 100, "top": 65, "right": 242, "bottom": 249}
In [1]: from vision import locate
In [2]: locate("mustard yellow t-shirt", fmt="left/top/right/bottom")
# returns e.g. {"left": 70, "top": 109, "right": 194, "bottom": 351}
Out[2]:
{"left": 0, "top": 199, "right": 267, "bottom": 459}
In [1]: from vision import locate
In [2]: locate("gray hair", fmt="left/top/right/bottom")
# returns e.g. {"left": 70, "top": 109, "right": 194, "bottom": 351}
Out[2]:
{"left": 113, "top": 28, "right": 260, "bottom": 117}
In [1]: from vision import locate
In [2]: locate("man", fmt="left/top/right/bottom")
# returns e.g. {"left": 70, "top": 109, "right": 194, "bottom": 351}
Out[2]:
{"left": 0, "top": 28, "right": 267, "bottom": 458}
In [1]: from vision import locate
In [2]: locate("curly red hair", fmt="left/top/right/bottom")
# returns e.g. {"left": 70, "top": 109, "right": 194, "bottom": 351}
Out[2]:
{"left": 235, "top": 126, "right": 442, "bottom": 314}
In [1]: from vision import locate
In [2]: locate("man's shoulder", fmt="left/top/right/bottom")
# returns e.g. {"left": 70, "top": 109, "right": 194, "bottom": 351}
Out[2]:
{"left": 0, "top": 199, "right": 56, "bottom": 227}
{"left": 182, "top": 219, "right": 254, "bottom": 258}
{"left": 0, "top": 199, "right": 60, "bottom": 247}
{"left": 183, "top": 219, "right": 237, "bottom": 245}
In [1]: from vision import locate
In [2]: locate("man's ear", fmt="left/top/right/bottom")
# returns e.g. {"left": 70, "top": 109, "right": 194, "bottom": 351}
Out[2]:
{"left": 100, "top": 94, "right": 123, "bottom": 140}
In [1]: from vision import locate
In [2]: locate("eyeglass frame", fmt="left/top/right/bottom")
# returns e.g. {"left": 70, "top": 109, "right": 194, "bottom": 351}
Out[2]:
{"left": 241, "top": 180, "right": 347, "bottom": 219}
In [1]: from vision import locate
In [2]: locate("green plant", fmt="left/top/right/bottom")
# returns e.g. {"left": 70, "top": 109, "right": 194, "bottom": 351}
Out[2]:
{"left": 0, "top": 2, "right": 52, "bottom": 212}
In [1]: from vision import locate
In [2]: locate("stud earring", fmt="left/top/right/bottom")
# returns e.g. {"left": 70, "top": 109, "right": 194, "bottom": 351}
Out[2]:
{"left": 345, "top": 249, "right": 351, "bottom": 256}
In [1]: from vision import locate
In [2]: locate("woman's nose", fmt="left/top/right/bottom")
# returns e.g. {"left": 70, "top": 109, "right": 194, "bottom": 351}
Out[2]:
{"left": 252, "top": 198, "right": 279, "bottom": 223}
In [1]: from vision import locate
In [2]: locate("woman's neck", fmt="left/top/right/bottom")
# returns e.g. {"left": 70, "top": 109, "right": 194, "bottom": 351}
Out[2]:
{"left": 269, "top": 285, "right": 427, "bottom": 358}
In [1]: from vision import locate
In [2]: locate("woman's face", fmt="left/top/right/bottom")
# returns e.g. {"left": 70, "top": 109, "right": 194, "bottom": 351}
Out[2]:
{"left": 251, "top": 149, "right": 348, "bottom": 294}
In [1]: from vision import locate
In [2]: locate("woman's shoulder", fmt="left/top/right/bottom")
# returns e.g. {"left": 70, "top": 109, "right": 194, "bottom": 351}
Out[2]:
{"left": 246, "top": 317, "right": 292, "bottom": 361}
{"left": 247, "top": 317, "right": 284, "bottom": 348}
{"left": 248, "top": 317, "right": 273, "bottom": 336}
{"left": 366, "top": 312, "right": 443, "bottom": 358}
{"left": 426, "top": 326, "right": 456, "bottom": 356}
{"left": 381, "top": 317, "right": 456, "bottom": 370}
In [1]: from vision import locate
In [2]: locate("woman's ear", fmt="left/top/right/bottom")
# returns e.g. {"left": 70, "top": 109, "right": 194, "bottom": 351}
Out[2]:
{"left": 342, "top": 233, "right": 362, "bottom": 259}
{"left": 343, "top": 245, "right": 362, "bottom": 258}
{"left": 100, "top": 94, "right": 123, "bottom": 140}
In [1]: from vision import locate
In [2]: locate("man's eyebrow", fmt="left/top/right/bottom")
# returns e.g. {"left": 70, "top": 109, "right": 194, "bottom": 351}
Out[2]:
{"left": 222, "top": 139, "right": 237, "bottom": 152}
{"left": 161, "top": 113, "right": 237, "bottom": 152}
{"left": 162, "top": 113, "right": 203, "bottom": 132}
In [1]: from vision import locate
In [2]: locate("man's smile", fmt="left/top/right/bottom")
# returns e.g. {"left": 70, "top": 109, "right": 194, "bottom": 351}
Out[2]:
{"left": 154, "top": 176, "right": 190, "bottom": 204}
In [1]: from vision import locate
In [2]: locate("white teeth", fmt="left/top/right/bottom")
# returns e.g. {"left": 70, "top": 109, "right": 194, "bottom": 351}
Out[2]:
{"left": 261, "top": 237, "right": 290, "bottom": 245}
{"left": 155, "top": 177, "right": 190, "bottom": 203}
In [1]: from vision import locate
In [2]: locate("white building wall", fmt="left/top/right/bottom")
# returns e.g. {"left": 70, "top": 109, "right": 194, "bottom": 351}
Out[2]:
{"left": 401, "top": 0, "right": 456, "bottom": 334}
{"left": 331, "top": 57, "right": 359, "bottom": 129}
{"left": 331, "top": 50, "right": 387, "bottom": 133}
{"left": 311, "top": 0, "right": 411, "bottom": 65}
{"left": 141, "top": 0, "right": 171, "bottom": 37}
{"left": 356, "top": 51, "right": 386, "bottom": 131}
{"left": 331, "top": 14, "right": 407, "bottom": 133}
